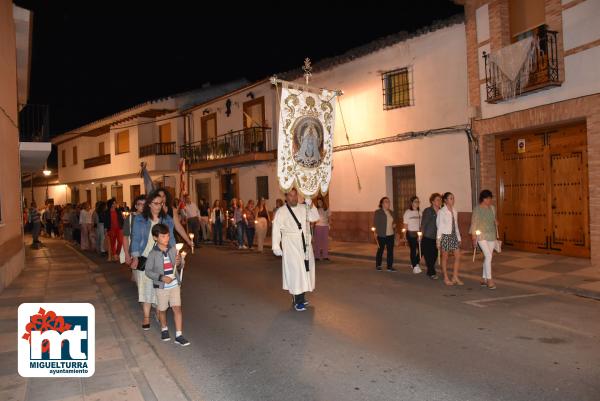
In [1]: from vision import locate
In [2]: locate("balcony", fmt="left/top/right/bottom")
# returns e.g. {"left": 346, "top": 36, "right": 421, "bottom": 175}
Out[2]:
{"left": 483, "top": 26, "right": 560, "bottom": 103}
{"left": 84, "top": 154, "right": 111, "bottom": 169}
{"left": 18, "top": 104, "right": 52, "bottom": 173}
{"left": 139, "top": 142, "right": 177, "bottom": 157}
{"left": 180, "top": 127, "right": 275, "bottom": 170}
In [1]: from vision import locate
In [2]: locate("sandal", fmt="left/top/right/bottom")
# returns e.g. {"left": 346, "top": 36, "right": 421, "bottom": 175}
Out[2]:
{"left": 444, "top": 278, "right": 454, "bottom": 286}
{"left": 480, "top": 279, "right": 488, "bottom": 287}
{"left": 452, "top": 277, "right": 465, "bottom": 286}
{"left": 487, "top": 280, "right": 497, "bottom": 290}
{"left": 142, "top": 316, "right": 150, "bottom": 331}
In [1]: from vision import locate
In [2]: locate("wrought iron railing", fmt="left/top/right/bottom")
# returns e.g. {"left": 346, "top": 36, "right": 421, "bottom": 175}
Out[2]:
{"left": 83, "top": 154, "right": 111, "bottom": 169}
{"left": 483, "top": 26, "right": 560, "bottom": 103}
{"left": 139, "top": 142, "right": 177, "bottom": 157}
{"left": 180, "top": 127, "right": 274, "bottom": 164}
{"left": 18, "top": 104, "right": 50, "bottom": 142}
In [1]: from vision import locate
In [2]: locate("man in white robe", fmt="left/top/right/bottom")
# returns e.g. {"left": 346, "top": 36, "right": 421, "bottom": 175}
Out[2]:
{"left": 272, "top": 188, "right": 320, "bottom": 311}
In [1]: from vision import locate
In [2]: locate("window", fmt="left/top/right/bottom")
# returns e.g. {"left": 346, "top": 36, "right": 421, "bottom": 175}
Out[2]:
{"left": 256, "top": 176, "right": 269, "bottom": 200}
{"left": 243, "top": 97, "right": 265, "bottom": 128}
{"left": 509, "top": 0, "right": 545, "bottom": 40}
{"left": 115, "top": 130, "right": 129, "bottom": 154}
{"left": 201, "top": 114, "right": 217, "bottom": 142}
{"left": 61, "top": 149, "right": 66, "bottom": 167}
{"left": 382, "top": 67, "right": 412, "bottom": 110}
{"left": 99, "top": 142, "right": 105, "bottom": 156}
{"left": 159, "top": 123, "right": 171, "bottom": 143}
{"left": 73, "top": 146, "right": 78, "bottom": 165}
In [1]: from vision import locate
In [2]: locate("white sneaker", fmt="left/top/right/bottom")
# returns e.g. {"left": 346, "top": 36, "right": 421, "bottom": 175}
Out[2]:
{"left": 412, "top": 265, "right": 422, "bottom": 274}
{"left": 242, "top": 245, "right": 248, "bottom": 249}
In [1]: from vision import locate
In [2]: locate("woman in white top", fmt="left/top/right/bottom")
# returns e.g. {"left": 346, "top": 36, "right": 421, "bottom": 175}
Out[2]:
{"left": 79, "top": 202, "right": 93, "bottom": 251}
{"left": 403, "top": 196, "right": 422, "bottom": 274}
{"left": 313, "top": 198, "right": 332, "bottom": 261}
{"left": 436, "top": 192, "right": 463, "bottom": 286}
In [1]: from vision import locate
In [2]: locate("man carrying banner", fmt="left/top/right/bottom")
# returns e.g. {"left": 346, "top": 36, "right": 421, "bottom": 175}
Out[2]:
{"left": 272, "top": 188, "right": 320, "bottom": 311}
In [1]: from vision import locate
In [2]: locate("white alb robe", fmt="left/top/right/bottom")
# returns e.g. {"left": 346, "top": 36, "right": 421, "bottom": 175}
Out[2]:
{"left": 272, "top": 203, "right": 320, "bottom": 295}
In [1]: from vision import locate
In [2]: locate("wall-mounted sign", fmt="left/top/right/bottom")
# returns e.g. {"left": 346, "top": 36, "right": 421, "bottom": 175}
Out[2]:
{"left": 517, "top": 138, "right": 526, "bottom": 153}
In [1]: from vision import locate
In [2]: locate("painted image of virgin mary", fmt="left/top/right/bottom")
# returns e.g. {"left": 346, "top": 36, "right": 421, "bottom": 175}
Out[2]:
{"left": 293, "top": 117, "right": 323, "bottom": 168}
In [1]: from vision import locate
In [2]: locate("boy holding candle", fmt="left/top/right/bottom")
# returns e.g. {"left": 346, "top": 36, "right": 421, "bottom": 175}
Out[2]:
{"left": 144, "top": 223, "right": 190, "bottom": 346}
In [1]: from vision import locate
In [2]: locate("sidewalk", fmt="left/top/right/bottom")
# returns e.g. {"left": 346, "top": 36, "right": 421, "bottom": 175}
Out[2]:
{"left": 0, "top": 237, "right": 188, "bottom": 401}
{"left": 256, "top": 236, "right": 600, "bottom": 300}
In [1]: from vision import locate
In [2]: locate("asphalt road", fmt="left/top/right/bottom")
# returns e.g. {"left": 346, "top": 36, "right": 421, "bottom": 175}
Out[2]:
{"left": 100, "top": 245, "right": 600, "bottom": 401}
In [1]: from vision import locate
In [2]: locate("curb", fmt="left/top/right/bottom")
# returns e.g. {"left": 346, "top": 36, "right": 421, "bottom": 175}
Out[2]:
{"left": 66, "top": 244, "right": 192, "bottom": 401}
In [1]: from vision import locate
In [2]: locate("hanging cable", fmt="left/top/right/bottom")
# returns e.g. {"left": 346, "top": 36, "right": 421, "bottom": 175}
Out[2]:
{"left": 336, "top": 97, "right": 362, "bottom": 191}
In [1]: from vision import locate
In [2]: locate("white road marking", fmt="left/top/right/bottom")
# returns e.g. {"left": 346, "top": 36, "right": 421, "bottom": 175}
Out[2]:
{"left": 463, "top": 293, "right": 547, "bottom": 308}
{"left": 530, "top": 319, "right": 596, "bottom": 339}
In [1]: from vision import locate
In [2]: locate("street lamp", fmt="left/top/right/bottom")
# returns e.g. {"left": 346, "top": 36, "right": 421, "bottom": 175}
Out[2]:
{"left": 43, "top": 167, "right": 51, "bottom": 201}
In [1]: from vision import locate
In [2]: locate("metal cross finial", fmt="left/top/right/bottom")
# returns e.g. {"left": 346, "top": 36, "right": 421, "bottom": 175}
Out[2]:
{"left": 303, "top": 58, "right": 312, "bottom": 85}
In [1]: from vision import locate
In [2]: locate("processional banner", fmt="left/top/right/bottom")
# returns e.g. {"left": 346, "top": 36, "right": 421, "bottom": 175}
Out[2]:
{"left": 277, "top": 84, "right": 336, "bottom": 198}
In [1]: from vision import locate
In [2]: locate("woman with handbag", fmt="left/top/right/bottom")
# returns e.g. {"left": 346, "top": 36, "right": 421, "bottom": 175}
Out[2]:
{"left": 373, "top": 197, "right": 397, "bottom": 272}
{"left": 130, "top": 190, "right": 176, "bottom": 330}
{"left": 469, "top": 189, "right": 499, "bottom": 289}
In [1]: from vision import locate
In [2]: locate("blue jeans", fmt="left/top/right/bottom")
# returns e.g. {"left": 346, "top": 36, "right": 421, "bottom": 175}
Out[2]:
{"left": 246, "top": 227, "right": 255, "bottom": 249}
{"left": 213, "top": 222, "right": 223, "bottom": 245}
{"left": 236, "top": 222, "right": 246, "bottom": 247}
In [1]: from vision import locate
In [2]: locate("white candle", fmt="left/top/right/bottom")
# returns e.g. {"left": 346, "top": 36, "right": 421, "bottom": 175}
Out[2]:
{"left": 176, "top": 243, "right": 184, "bottom": 254}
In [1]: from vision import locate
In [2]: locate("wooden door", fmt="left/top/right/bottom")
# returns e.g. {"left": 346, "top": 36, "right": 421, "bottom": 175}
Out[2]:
{"left": 201, "top": 114, "right": 217, "bottom": 143}
{"left": 85, "top": 190, "right": 92, "bottom": 204}
{"left": 392, "top": 165, "right": 416, "bottom": 224}
{"left": 130, "top": 185, "right": 141, "bottom": 206}
{"left": 496, "top": 123, "right": 589, "bottom": 257}
{"left": 159, "top": 123, "right": 171, "bottom": 143}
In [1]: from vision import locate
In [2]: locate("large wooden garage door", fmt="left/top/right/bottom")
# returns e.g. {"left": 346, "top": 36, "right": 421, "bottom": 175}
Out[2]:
{"left": 496, "top": 123, "right": 589, "bottom": 257}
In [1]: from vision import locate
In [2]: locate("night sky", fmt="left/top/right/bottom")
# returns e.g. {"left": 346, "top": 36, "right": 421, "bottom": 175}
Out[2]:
{"left": 16, "top": 1, "right": 463, "bottom": 140}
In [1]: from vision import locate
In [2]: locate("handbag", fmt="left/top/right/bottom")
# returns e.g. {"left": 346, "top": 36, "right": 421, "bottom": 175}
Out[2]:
{"left": 492, "top": 206, "right": 502, "bottom": 253}
{"left": 137, "top": 256, "right": 147, "bottom": 271}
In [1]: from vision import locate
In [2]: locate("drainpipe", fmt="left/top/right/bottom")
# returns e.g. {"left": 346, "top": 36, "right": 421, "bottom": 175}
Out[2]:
{"left": 465, "top": 127, "right": 480, "bottom": 209}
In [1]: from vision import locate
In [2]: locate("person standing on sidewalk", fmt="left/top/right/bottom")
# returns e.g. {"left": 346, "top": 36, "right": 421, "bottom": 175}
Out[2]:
{"left": 374, "top": 197, "right": 397, "bottom": 272}
{"left": 436, "top": 192, "right": 462, "bottom": 286}
{"left": 130, "top": 190, "right": 176, "bottom": 330}
{"left": 403, "top": 196, "right": 422, "bottom": 274}
{"left": 272, "top": 188, "right": 320, "bottom": 311}
{"left": 255, "top": 198, "right": 270, "bottom": 252}
{"left": 421, "top": 193, "right": 442, "bottom": 280}
{"left": 123, "top": 195, "right": 146, "bottom": 266}
{"left": 79, "top": 202, "right": 93, "bottom": 250}
{"left": 94, "top": 201, "right": 107, "bottom": 256}
{"left": 313, "top": 198, "right": 331, "bottom": 261}
{"left": 105, "top": 198, "right": 125, "bottom": 263}
{"left": 184, "top": 195, "right": 201, "bottom": 247}
{"left": 28, "top": 201, "right": 42, "bottom": 247}
{"left": 210, "top": 200, "right": 224, "bottom": 245}
{"left": 244, "top": 200, "right": 256, "bottom": 249}
{"left": 199, "top": 199, "right": 210, "bottom": 242}
{"left": 469, "top": 189, "right": 499, "bottom": 290}
{"left": 234, "top": 199, "right": 247, "bottom": 249}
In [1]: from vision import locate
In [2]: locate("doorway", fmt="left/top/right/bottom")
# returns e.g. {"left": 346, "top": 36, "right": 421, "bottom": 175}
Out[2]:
{"left": 391, "top": 165, "right": 416, "bottom": 224}
{"left": 495, "top": 123, "right": 589, "bottom": 257}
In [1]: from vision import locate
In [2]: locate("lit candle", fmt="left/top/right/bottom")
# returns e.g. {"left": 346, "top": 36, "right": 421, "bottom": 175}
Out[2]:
{"left": 176, "top": 243, "right": 184, "bottom": 254}
{"left": 371, "top": 227, "right": 375, "bottom": 232}
{"left": 180, "top": 251, "right": 187, "bottom": 281}
{"left": 254, "top": 220, "right": 258, "bottom": 224}
{"left": 417, "top": 231, "right": 423, "bottom": 259}
{"left": 189, "top": 233, "right": 195, "bottom": 254}
{"left": 402, "top": 228, "right": 407, "bottom": 247}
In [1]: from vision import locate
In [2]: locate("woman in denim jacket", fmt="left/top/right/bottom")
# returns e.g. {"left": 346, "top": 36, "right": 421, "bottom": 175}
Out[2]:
{"left": 130, "top": 190, "right": 176, "bottom": 330}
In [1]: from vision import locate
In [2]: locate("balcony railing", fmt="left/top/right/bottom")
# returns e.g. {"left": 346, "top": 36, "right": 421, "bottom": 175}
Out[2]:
{"left": 483, "top": 26, "right": 560, "bottom": 103}
{"left": 84, "top": 154, "right": 111, "bottom": 169}
{"left": 139, "top": 142, "right": 177, "bottom": 157}
{"left": 180, "top": 127, "right": 274, "bottom": 164}
{"left": 18, "top": 104, "right": 49, "bottom": 142}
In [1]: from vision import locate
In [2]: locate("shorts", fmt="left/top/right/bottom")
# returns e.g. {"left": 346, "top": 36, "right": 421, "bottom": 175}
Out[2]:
{"left": 156, "top": 286, "right": 181, "bottom": 311}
